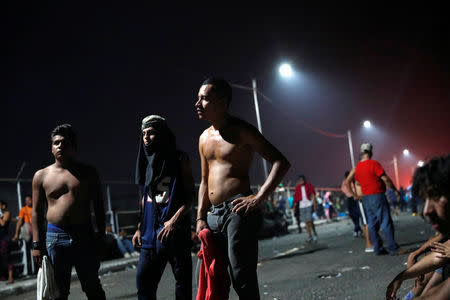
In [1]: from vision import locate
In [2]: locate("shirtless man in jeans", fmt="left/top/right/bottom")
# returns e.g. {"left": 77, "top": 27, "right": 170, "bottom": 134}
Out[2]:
{"left": 32, "top": 124, "right": 106, "bottom": 300}
{"left": 195, "top": 78, "right": 290, "bottom": 299}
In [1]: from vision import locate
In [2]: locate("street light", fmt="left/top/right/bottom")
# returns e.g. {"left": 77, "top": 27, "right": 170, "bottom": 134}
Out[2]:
{"left": 279, "top": 63, "right": 293, "bottom": 78}
{"left": 417, "top": 160, "right": 424, "bottom": 167}
{"left": 363, "top": 120, "right": 372, "bottom": 129}
{"left": 393, "top": 149, "right": 412, "bottom": 187}
{"left": 403, "top": 149, "right": 410, "bottom": 156}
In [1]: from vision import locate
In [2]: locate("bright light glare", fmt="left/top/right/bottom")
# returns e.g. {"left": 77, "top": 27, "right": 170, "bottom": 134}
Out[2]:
{"left": 403, "top": 149, "right": 410, "bottom": 156}
{"left": 417, "top": 160, "right": 424, "bottom": 167}
{"left": 279, "top": 63, "right": 293, "bottom": 78}
{"left": 363, "top": 120, "right": 372, "bottom": 128}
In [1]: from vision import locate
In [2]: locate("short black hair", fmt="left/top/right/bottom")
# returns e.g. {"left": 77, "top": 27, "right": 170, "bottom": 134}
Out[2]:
{"left": 344, "top": 171, "right": 350, "bottom": 178}
{"left": 24, "top": 194, "right": 32, "bottom": 199}
{"left": 412, "top": 155, "right": 450, "bottom": 199}
{"left": 51, "top": 124, "right": 77, "bottom": 149}
{"left": 298, "top": 174, "right": 306, "bottom": 182}
{"left": 0, "top": 200, "right": 7, "bottom": 208}
{"left": 202, "top": 77, "right": 232, "bottom": 107}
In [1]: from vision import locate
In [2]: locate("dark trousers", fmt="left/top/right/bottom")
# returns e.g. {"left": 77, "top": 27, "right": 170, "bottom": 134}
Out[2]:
{"left": 136, "top": 240, "right": 192, "bottom": 300}
{"left": 362, "top": 193, "right": 399, "bottom": 254}
{"left": 347, "top": 197, "right": 362, "bottom": 233}
{"left": 207, "top": 193, "right": 263, "bottom": 300}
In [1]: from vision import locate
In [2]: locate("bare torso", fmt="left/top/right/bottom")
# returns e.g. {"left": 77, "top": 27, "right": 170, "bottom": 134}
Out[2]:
{"left": 200, "top": 118, "right": 254, "bottom": 205}
{"left": 39, "top": 163, "right": 95, "bottom": 225}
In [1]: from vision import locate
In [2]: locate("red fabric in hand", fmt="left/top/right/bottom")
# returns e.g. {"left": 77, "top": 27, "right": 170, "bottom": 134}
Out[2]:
{"left": 196, "top": 228, "right": 230, "bottom": 300}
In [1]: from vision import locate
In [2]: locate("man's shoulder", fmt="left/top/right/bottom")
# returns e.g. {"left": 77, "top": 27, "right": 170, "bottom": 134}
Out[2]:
{"left": 33, "top": 166, "right": 52, "bottom": 182}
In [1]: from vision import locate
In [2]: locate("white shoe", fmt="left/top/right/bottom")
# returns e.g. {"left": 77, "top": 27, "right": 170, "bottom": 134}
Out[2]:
{"left": 365, "top": 247, "right": 374, "bottom": 253}
{"left": 353, "top": 232, "right": 358, "bottom": 237}
{"left": 124, "top": 253, "right": 131, "bottom": 258}
{"left": 131, "top": 251, "right": 140, "bottom": 257}
{"left": 313, "top": 235, "right": 318, "bottom": 241}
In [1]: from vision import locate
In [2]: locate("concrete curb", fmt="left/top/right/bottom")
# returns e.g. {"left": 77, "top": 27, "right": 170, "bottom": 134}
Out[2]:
{"left": 0, "top": 257, "right": 140, "bottom": 297}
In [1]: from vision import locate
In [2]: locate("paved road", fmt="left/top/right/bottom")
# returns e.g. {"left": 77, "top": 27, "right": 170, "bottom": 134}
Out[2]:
{"left": 3, "top": 212, "right": 433, "bottom": 299}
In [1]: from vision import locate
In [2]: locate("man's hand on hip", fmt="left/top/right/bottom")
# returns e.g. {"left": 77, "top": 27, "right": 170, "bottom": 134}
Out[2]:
{"left": 232, "top": 195, "right": 260, "bottom": 216}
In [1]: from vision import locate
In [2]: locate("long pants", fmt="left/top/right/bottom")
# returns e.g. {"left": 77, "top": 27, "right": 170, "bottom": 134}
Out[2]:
{"left": 46, "top": 231, "right": 106, "bottom": 300}
{"left": 136, "top": 237, "right": 192, "bottom": 300}
{"left": 207, "top": 192, "right": 263, "bottom": 300}
{"left": 362, "top": 193, "right": 399, "bottom": 254}
{"left": 347, "top": 197, "right": 362, "bottom": 233}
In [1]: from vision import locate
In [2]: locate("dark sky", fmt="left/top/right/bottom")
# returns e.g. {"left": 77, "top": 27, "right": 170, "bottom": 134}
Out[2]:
{"left": 4, "top": 4, "right": 450, "bottom": 189}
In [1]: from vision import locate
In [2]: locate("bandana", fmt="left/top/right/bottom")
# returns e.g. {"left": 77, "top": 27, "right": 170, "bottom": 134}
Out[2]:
{"left": 135, "top": 115, "right": 177, "bottom": 198}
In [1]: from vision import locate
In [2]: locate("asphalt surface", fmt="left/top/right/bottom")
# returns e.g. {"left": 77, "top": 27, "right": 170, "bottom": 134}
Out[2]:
{"left": 1, "top": 211, "right": 433, "bottom": 300}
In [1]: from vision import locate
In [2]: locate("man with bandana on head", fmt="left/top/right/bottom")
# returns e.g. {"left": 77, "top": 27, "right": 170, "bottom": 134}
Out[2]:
{"left": 132, "top": 115, "right": 195, "bottom": 300}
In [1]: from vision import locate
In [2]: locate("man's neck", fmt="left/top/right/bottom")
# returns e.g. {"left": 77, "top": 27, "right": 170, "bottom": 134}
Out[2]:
{"left": 210, "top": 113, "right": 230, "bottom": 131}
{"left": 54, "top": 157, "right": 75, "bottom": 169}
{"left": 360, "top": 154, "right": 370, "bottom": 161}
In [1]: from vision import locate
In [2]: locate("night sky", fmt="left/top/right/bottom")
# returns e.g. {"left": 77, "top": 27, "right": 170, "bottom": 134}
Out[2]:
{"left": 4, "top": 4, "right": 450, "bottom": 189}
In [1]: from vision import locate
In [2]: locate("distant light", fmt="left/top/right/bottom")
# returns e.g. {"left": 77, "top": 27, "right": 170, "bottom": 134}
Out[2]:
{"left": 279, "top": 63, "right": 293, "bottom": 78}
{"left": 363, "top": 120, "right": 372, "bottom": 128}
{"left": 403, "top": 149, "right": 410, "bottom": 156}
{"left": 417, "top": 160, "right": 424, "bottom": 167}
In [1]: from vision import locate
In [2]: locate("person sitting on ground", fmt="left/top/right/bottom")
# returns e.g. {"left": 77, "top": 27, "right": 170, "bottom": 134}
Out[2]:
{"left": 117, "top": 229, "right": 139, "bottom": 258}
{"left": 386, "top": 155, "right": 450, "bottom": 300}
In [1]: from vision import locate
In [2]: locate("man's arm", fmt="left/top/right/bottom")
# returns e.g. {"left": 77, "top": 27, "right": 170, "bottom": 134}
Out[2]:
{"left": 12, "top": 215, "right": 24, "bottom": 241}
{"left": 0, "top": 210, "right": 11, "bottom": 226}
{"left": 232, "top": 124, "right": 290, "bottom": 215}
{"left": 196, "top": 135, "right": 211, "bottom": 234}
{"left": 31, "top": 170, "right": 46, "bottom": 266}
{"left": 157, "top": 155, "right": 195, "bottom": 242}
{"left": 381, "top": 174, "right": 397, "bottom": 191}
{"left": 386, "top": 240, "right": 450, "bottom": 299}
{"left": 91, "top": 168, "right": 106, "bottom": 237}
{"left": 407, "top": 233, "right": 444, "bottom": 268}
{"left": 344, "top": 168, "right": 360, "bottom": 200}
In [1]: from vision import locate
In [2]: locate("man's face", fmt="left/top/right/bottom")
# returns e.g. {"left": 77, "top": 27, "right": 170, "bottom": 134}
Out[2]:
{"left": 25, "top": 196, "right": 32, "bottom": 207}
{"left": 51, "top": 135, "right": 75, "bottom": 160}
{"left": 195, "top": 84, "right": 227, "bottom": 121}
{"left": 298, "top": 178, "right": 305, "bottom": 185}
{"left": 424, "top": 195, "right": 450, "bottom": 234}
{"left": 142, "top": 126, "right": 156, "bottom": 147}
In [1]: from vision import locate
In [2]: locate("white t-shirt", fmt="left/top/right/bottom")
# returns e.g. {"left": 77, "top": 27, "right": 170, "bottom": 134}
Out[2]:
{"left": 299, "top": 186, "right": 313, "bottom": 208}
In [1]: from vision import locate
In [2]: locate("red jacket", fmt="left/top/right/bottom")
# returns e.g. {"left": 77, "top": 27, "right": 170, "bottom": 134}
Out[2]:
{"left": 293, "top": 182, "right": 316, "bottom": 203}
{"left": 196, "top": 229, "right": 230, "bottom": 300}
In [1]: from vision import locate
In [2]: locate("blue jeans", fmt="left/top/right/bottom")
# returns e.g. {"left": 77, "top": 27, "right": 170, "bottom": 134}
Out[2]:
{"left": 46, "top": 231, "right": 106, "bottom": 300}
{"left": 117, "top": 238, "right": 134, "bottom": 255}
{"left": 362, "top": 193, "right": 399, "bottom": 254}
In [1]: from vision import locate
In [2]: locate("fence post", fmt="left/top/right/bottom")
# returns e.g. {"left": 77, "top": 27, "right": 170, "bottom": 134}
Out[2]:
{"left": 16, "top": 180, "right": 23, "bottom": 210}
{"left": 106, "top": 184, "right": 116, "bottom": 233}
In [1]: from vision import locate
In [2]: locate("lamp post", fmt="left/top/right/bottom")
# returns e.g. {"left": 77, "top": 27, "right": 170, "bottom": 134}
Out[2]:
{"left": 251, "top": 79, "right": 269, "bottom": 179}
{"left": 231, "top": 63, "right": 294, "bottom": 180}
{"left": 347, "top": 120, "right": 372, "bottom": 169}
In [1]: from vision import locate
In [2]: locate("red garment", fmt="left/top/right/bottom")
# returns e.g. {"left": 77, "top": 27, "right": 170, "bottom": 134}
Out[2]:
{"left": 293, "top": 182, "right": 315, "bottom": 203}
{"left": 196, "top": 229, "right": 230, "bottom": 300}
{"left": 355, "top": 159, "right": 386, "bottom": 195}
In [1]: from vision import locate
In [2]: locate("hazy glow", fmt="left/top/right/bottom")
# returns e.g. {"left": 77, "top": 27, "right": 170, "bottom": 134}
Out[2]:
{"left": 403, "top": 149, "right": 410, "bottom": 156}
{"left": 279, "top": 63, "right": 293, "bottom": 78}
{"left": 363, "top": 120, "right": 372, "bottom": 128}
{"left": 417, "top": 160, "right": 424, "bottom": 167}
